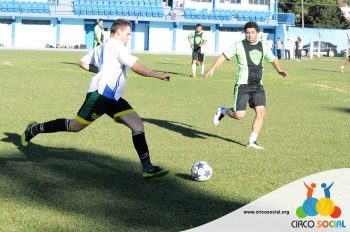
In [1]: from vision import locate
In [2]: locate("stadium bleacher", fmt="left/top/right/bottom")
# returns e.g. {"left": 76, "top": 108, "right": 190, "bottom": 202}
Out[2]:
{"left": 73, "top": 0, "right": 164, "bottom": 17}
{"left": 0, "top": 0, "right": 50, "bottom": 14}
{"left": 184, "top": 8, "right": 271, "bottom": 22}
{"left": 0, "top": 0, "right": 275, "bottom": 24}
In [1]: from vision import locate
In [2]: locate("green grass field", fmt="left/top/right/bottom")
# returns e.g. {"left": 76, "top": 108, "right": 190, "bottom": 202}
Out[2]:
{"left": 1, "top": 50, "right": 350, "bottom": 231}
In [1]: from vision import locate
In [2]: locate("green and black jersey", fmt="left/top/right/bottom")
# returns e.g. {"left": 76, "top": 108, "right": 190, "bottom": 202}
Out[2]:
{"left": 223, "top": 39, "right": 276, "bottom": 85}
{"left": 94, "top": 24, "right": 104, "bottom": 48}
{"left": 188, "top": 31, "right": 206, "bottom": 52}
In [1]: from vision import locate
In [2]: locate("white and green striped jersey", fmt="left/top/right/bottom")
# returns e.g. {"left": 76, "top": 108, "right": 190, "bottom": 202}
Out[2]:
{"left": 81, "top": 44, "right": 104, "bottom": 70}
{"left": 87, "top": 38, "right": 138, "bottom": 101}
{"left": 223, "top": 39, "right": 276, "bottom": 85}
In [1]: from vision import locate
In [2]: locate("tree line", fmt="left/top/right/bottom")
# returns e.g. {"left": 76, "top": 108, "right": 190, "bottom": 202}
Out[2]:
{"left": 278, "top": 0, "right": 350, "bottom": 29}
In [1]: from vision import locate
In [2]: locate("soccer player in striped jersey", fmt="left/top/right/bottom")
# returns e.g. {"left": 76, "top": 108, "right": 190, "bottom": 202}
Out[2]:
{"left": 21, "top": 19, "right": 170, "bottom": 179}
{"left": 188, "top": 23, "right": 207, "bottom": 77}
{"left": 203, "top": 21, "right": 288, "bottom": 149}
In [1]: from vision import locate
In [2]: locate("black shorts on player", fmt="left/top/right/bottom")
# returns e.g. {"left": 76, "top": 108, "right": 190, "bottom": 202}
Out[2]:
{"left": 234, "top": 84, "right": 266, "bottom": 111}
{"left": 75, "top": 91, "right": 135, "bottom": 125}
{"left": 192, "top": 50, "right": 204, "bottom": 62}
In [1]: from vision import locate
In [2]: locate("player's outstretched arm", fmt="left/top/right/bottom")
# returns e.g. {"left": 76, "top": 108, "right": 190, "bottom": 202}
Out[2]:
{"left": 188, "top": 38, "right": 193, "bottom": 46}
{"left": 272, "top": 59, "right": 288, "bottom": 78}
{"left": 203, "top": 55, "right": 227, "bottom": 79}
{"left": 131, "top": 62, "right": 171, "bottom": 81}
{"left": 188, "top": 33, "right": 194, "bottom": 46}
{"left": 78, "top": 46, "right": 101, "bottom": 73}
{"left": 78, "top": 60, "right": 99, "bottom": 73}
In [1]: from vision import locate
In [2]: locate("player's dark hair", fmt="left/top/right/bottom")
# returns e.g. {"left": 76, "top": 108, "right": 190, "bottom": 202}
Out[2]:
{"left": 195, "top": 23, "right": 203, "bottom": 28}
{"left": 110, "top": 19, "right": 132, "bottom": 34}
{"left": 98, "top": 18, "right": 103, "bottom": 22}
{"left": 244, "top": 21, "right": 259, "bottom": 32}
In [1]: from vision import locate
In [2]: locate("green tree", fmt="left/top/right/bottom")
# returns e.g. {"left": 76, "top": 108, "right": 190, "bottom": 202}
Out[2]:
{"left": 279, "top": 0, "right": 349, "bottom": 28}
{"left": 307, "top": 4, "right": 348, "bottom": 28}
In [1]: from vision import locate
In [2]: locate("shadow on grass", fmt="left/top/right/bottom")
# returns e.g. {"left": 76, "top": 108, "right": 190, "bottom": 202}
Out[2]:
{"left": 152, "top": 69, "right": 183, "bottom": 75}
{"left": 1, "top": 132, "right": 243, "bottom": 232}
{"left": 153, "top": 61, "right": 190, "bottom": 68}
{"left": 143, "top": 118, "right": 246, "bottom": 147}
{"left": 175, "top": 173, "right": 193, "bottom": 181}
{"left": 60, "top": 61, "right": 79, "bottom": 66}
{"left": 305, "top": 68, "right": 340, "bottom": 73}
{"left": 332, "top": 107, "right": 350, "bottom": 114}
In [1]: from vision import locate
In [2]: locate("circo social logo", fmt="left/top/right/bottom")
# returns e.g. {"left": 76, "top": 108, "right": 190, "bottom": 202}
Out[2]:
{"left": 296, "top": 181, "right": 341, "bottom": 219}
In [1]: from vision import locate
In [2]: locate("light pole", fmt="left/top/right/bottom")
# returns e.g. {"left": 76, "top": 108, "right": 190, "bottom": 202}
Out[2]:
{"left": 301, "top": 0, "right": 304, "bottom": 28}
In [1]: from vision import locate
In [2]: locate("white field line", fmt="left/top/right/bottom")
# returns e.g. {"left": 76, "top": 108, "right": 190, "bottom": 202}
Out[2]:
{"left": 312, "top": 83, "right": 347, "bottom": 93}
{"left": 2, "top": 61, "right": 13, "bottom": 66}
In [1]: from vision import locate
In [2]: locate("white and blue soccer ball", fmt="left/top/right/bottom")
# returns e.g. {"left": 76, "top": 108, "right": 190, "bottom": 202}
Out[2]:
{"left": 191, "top": 161, "right": 212, "bottom": 182}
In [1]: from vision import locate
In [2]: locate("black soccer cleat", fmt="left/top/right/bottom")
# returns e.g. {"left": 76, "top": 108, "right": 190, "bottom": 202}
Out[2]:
{"left": 142, "top": 166, "right": 169, "bottom": 179}
{"left": 213, "top": 107, "right": 225, "bottom": 126}
{"left": 21, "top": 121, "right": 38, "bottom": 147}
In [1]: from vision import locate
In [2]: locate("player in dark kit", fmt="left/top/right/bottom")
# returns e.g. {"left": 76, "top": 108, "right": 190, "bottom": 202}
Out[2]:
{"left": 204, "top": 21, "right": 288, "bottom": 149}
{"left": 188, "top": 23, "right": 207, "bottom": 77}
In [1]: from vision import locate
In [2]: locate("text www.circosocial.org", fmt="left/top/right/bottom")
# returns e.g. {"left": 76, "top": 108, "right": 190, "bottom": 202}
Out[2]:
{"left": 243, "top": 210, "right": 290, "bottom": 215}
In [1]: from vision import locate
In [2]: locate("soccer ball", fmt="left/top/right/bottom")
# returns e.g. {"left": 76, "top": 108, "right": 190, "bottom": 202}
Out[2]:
{"left": 191, "top": 161, "right": 212, "bottom": 182}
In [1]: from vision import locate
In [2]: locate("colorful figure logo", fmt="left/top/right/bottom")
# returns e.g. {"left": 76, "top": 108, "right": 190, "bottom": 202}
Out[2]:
{"left": 296, "top": 182, "right": 342, "bottom": 219}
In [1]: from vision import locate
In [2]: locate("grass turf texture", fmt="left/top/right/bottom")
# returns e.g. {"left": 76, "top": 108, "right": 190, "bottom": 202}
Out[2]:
{"left": 1, "top": 50, "right": 350, "bottom": 231}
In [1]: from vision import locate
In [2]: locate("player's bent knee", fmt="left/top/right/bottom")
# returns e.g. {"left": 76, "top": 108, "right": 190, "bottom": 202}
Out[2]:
{"left": 233, "top": 111, "right": 246, "bottom": 120}
{"left": 256, "top": 109, "right": 266, "bottom": 119}
{"left": 69, "top": 120, "right": 88, "bottom": 132}
{"left": 69, "top": 127, "right": 84, "bottom": 132}
{"left": 234, "top": 115, "right": 244, "bottom": 120}
{"left": 131, "top": 122, "right": 144, "bottom": 132}
{"left": 69, "top": 126, "right": 85, "bottom": 132}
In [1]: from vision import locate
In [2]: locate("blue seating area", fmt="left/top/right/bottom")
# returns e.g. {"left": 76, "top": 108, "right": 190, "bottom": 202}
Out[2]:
{"left": 184, "top": 8, "right": 270, "bottom": 22}
{"left": 73, "top": 0, "right": 164, "bottom": 17}
{"left": 277, "top": 13, "right": 295, "bottom": 25}
{"left": 0, "top": 0, "right": 270, "bottom": 22}
{"left": 0, "top": 0, "right": 50, "bottom": 14}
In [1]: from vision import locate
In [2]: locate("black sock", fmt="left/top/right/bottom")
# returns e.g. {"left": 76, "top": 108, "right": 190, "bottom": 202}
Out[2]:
{"left": 33, "top": 118, "right": 71, "bottom": 135}
{"left": 132, "top": 131, "right": 153, "bottom": 170}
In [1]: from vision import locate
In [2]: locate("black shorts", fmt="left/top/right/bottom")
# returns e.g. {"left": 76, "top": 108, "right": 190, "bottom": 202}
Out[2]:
{"left": 192, "top": 50, "right": 204, "bottom": 62}
{"left": 75, "top": 91, "right": 135, "bottom": 125}
{"left": 233, "top": 84, "right": 266, "bottom": 111}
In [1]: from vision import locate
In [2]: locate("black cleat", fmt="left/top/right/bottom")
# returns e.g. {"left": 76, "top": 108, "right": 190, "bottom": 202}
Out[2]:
{"left": 21, "top": 121, "right": 38, "bottom": 147}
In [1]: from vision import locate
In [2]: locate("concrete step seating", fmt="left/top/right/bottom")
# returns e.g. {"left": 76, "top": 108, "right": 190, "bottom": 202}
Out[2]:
{"left": 0, "top": 0, "right": 50, "bottom": 14}
{"left": 73, "top": 0, "right": 164, "bottom": 17}
{"left": 183, "top": 8, "right": 271, "bottom": 22}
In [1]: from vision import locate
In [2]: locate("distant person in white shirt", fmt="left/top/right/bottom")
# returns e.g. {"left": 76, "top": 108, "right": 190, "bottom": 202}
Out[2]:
{"left": 275, "top": 37, "right": 283, "bottom": 60}
{"left": 21, "top": 19, "right": 171, "bottom": 179}
{"left": 295, "top": 37, "right": 302, "bottom": 60}
{"left": 340, "top": 48, "right": 350, "bottom": 73}
{"left": 284, "top": 38, "right": 293, "bottom": 60}
{"left": 266, "top": 37, "right": 274, "bottom": 51}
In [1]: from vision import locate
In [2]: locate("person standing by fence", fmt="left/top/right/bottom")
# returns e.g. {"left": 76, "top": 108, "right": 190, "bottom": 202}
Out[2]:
{"left": 284, "top": 38, "right": 292, "bottom": 60}
{"left": 275, "top": 38, "right": 283, "bottom": 60}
